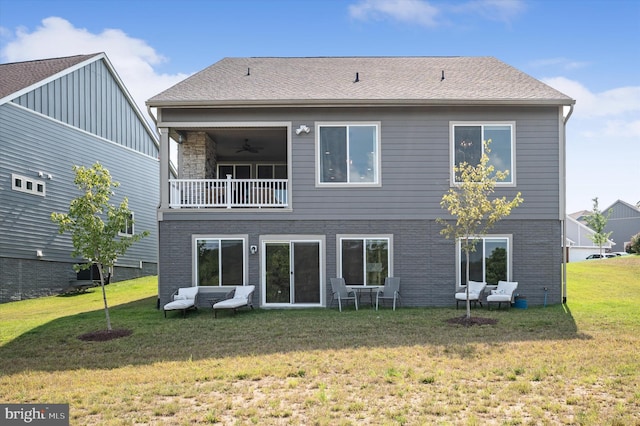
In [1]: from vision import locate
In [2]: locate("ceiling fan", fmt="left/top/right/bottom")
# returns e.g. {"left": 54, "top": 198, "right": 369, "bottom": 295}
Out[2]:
{"left": 236, "top": 139, "right": 263, "bottom": 154}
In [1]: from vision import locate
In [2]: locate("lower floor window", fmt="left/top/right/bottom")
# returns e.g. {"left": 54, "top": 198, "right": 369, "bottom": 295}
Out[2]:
{"left": 195, "top": 237, "right": 245, "bottom": 286}
{"left": 339, "top": 236, "right": 390, "bottom": 285}
{"left": 458, "top": 236, "right": 510, "bottom": 285}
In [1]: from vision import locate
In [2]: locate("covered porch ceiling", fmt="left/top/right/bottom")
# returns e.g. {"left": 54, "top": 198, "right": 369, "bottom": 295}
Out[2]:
{"left": 172, "top": 127, "right": 288, "bottom": 162}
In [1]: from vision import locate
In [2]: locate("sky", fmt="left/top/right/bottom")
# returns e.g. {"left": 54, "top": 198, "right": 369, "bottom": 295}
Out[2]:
{"left": 0, "top": 0, "right": 638, "bottom": 213}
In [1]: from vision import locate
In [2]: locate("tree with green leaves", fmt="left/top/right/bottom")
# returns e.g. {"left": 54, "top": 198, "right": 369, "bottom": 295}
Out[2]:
{"left": 437, "top": 141, "right": 523, "bottom": 319}
{"left": 51, "top": 163, "right": 149, "bottom": 331}
{"left": 584, "top": 197, "right": 612, "bottom": 257}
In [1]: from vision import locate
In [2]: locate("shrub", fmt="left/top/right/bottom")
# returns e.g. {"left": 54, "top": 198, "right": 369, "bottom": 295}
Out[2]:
{"left": 627, "top": 233, "right": 640, "bottom": 254}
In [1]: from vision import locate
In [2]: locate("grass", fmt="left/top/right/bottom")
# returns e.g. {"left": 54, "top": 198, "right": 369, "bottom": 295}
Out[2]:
{"left": 1, "top": 257, "right": 639, "bottom": 425}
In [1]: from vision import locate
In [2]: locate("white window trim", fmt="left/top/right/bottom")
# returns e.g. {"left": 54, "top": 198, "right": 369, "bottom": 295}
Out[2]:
{"left": 337, "top": 234, "right": 394, "bottom": 285}
{"left": 315, "top": 122, "right": 382, "bottom": 188}
{"left": 11, "top": 173, "right": 46, "bottom": 196}
{"left": 450, "top": 122, "right": 516, "bottom": 187}
{"left": 118, "top": 212, "right": 135, "bottom": 237}
{"left": 192, "top": 234, "right": 248, "bottom": 287}
{"left": 259, "top": 235, "right": 326, "bottom": 308}
{"left": 456, "top": 234, "right": 512, "bottom": 286}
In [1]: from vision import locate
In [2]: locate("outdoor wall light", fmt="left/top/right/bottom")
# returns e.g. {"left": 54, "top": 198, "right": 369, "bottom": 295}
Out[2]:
{"left": 36, "top": 249, "right": 43, "bottom": 258}
{"left": 250, "top": 245, "right": 258, "bottom": 255}
{"left": 295, "top": 125, "right": 310, "bottom": 135}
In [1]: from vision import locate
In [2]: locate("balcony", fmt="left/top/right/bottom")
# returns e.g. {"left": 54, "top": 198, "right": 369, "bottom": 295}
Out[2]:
{"left": 169, "top": 177, "right": 288, "bottom": 209}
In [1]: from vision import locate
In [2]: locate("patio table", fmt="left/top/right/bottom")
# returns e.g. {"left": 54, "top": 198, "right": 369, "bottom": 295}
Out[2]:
{"left": 346, "top": 285, "right": 383, "bottom": 307}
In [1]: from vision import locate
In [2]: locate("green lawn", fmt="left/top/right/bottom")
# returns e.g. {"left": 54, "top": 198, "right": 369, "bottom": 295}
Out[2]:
{"left": 1, "top": 257, "right": 639, "bottom": 425}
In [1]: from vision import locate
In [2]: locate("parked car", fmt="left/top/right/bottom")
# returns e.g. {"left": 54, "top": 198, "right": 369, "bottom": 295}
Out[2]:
{"left": 586, "top": 253, "right": 617, "bottom": 259}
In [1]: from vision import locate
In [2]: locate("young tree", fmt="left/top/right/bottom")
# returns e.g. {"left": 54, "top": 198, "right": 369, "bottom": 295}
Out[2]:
{"left": 51, "top": 163, "right": 149, "bottom": 331}
{"left": 437, "top": 141, "right": 523, "bottom": 319}
{"left": 584, "top": 197, "right": 612, "bottom": 257}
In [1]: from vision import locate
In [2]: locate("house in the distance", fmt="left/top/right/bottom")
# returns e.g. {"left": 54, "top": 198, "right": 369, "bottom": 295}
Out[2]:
{"left": 147, "top": 56, "right": 574, "bottom": 308}
{"left": 0, "top": 53, "right": 159, "bottom": 302}
{"left": 565, "top": 216, "right": 614, "bottom": 261}
{"left": 603, "top": 200, "right": 640, "bottom": 251}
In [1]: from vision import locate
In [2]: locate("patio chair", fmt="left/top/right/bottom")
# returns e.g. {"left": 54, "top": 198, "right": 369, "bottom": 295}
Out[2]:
{"left": 455, "top": 280, "right": 486, "bottom": 309}
{"left": 376, "top": 277, "right": 401, "bottom": 311}
{"left": 486, "top": 280, "right": 518, "bottom": 310}
{"left": 330, "top": 278, "right": 358, "bottom": 312}
{"left": 163, "top": 287, "right": 199, "bottom": 318}
{"left": 213, "top": 285, "right": 255, "bottom": 318}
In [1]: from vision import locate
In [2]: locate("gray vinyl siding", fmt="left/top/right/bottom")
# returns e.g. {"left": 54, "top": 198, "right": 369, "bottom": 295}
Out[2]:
{"left": 158, "top": 218, "right": 562, "bottom": 308}
{"left": 0, "top": 102, "right": 158, "bottom": 267}
{"left": 605, "top": 202, "right": 640, "bottom": 248}
{"left": 12, "top": 59, "right": 158, "bottom": 157}
{"left": 161, "top": 105, "right": 560, "bottom": 220}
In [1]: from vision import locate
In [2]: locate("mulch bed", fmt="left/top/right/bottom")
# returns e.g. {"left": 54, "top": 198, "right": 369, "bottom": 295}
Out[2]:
{"left": 446, "top": 316, "right": 498, "bottom": 327}
{"left": 78, "top": 329, "right": 133, "bottom": 342}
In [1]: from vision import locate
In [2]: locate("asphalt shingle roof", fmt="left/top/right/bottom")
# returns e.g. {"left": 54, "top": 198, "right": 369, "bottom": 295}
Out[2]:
{"left": 147, "top": 56, "right": 574, "bottom": 107}
{"left": 0, "top": 54, "right": 100, "bottom": 100}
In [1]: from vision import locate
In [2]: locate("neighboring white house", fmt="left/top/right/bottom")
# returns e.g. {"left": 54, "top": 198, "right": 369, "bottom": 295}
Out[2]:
{"left": 0, "top": 53, "right": 159, "bottom": 302}
{"left": 565, "top": 216, "right": 614, "bottom": 262}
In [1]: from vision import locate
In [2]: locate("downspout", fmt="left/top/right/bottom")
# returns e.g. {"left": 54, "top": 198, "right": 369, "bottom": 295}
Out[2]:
{"left": 561, "top": 104, "right": 574, "bottom": 304}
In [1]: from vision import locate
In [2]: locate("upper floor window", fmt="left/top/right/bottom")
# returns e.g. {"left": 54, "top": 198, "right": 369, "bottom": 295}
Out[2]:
{"left": 317, "top": 123, "right": 381, "bottom": 187}
{"left": 12, "top": 173, "right": 46, "bottom": 196}
{"left": 119, "top": 213, "right": 135, "bottom": 237}
{"left": 451, "top": 123, "right": 515, "bottom": 185}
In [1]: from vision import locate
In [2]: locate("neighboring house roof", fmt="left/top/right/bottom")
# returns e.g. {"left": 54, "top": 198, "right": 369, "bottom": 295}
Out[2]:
{"left": 568, "top": 210, "right": 591, "bottom": 223}
{"left": 147, "top": 56, "right": 575, "bottom": 108}
{"left": 603, "top": 199, "right": 640, "bottom": 216}
{"left": 0, "top": 52, "right": 159, "bottom": 150}
{"left": 565, "top": 216, "right": 614, "bottom": 248}
{"left": 0, "top": 54, "right": 99, "bottom": 101}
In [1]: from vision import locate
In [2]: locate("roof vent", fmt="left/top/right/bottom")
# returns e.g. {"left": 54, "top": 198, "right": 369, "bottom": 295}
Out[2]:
{"left": 441, "top": 70, "right": 445, "bottom": 81}
{"left": 354, "top": 72, "right": 360, "bottom": 83}
{"left": 246, "top": 67, "right": 250, "bottom": 76}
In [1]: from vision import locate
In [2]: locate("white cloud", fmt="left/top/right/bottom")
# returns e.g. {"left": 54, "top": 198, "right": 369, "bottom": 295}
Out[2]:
{"left": 349, "top": 0, "right": 440, "bottom": 27}
{"left": 349, "top": 0, "right": 525, "bottom": 27}
{"left": 543, "top": 76, "right": 640, "bottom": 121}
{"left": 0, "top": 17, "right": 188, "bottom": 123}
{"left": 543, "top": 76, "right": 640, "bottom": 212}
{"left": 529, "top": 57, "right": 590, "bottom": 71}
{"left": 453, "top": 0, "right": 526, "bottom": 24}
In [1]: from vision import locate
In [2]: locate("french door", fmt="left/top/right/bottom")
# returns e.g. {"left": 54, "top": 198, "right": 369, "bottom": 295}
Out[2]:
{"left": 262, "top": 238, "right": 323, "bottom": 306}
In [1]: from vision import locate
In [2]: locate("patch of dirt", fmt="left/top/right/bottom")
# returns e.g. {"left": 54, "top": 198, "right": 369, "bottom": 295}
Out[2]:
{"left": 78, "top": 329, "right": 133, "bottom": 341}
{"left": 446, "top": 316, "right": 498, "bottom": 327}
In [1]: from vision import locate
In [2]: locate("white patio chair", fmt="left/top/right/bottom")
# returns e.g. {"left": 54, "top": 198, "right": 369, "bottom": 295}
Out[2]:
{"left": 330, "top": 278, "right": 358, "bottom": 312}
{"left": 376, "top": 277, "right": 401, "bottom": 311}
{"left": 455, "top": 280, "right": 486, "bottom": 309}
{"left": 163, "top": 287, "right": 199, "bottom": 318}
{"left": 486, "top": 280, "right": 518, "bottom": 310}
{"left": 213, "top": 285, "right": 255, "bottom": 318}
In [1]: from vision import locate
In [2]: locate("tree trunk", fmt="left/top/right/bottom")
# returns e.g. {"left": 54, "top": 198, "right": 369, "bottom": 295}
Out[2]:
{"left": 97, "top": 263, "right": 112, "bottom": 331}
{"left": 465, "top": 239, "right": 471, "bottom": 319}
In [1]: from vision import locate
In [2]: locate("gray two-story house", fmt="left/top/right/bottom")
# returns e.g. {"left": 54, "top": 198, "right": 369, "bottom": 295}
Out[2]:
{"left": 147, "top": 56, "right": 574, "bottom": 308}
{"left": 0, "top": 53, "right": 159, "bottom": 302}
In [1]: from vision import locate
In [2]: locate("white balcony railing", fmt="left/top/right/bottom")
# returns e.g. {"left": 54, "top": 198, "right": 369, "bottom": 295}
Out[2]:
{"left": 169, "top": 176, "right": 288, "bottom": 208}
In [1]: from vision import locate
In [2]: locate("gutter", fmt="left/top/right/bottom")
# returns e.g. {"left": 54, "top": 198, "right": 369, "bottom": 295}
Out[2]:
{"left": 146, "top": 98, "right": 576, "bottom": 109}
{"left": 561, "top": 104, "right": 574, "bottom": 304}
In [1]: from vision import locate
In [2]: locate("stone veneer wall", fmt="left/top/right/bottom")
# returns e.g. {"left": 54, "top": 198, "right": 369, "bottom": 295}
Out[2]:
{"left": 180, "top": 131, "right": 217, "bottom": 178}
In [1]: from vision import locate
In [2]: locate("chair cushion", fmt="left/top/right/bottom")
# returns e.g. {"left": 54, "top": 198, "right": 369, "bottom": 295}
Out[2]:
{"left": 164, "top": 299, "right": 194, "bottom": 311}
{"left": 486, "top": 294, "right": 512, "bottom": 302}
{"left": 455, "top": 292, "right": 481, "bottom": 301}
{"left": 173, "top": 295, "right": 187, "bottom": 300}
{"left": 177, "top": 287, "right": 198, "bottom": 299}
{"left": 213, "top": 298, "right": 248, "bottom": 309}
{"left": 233, "top": 285, "right": 255, "bottom": 299}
